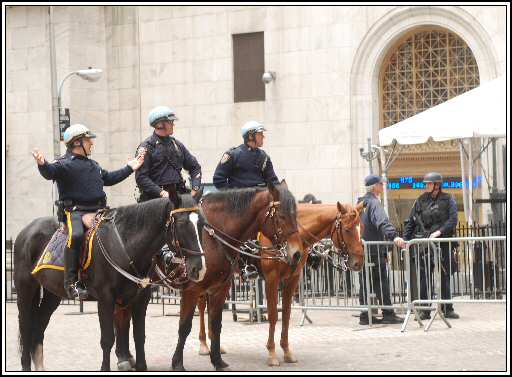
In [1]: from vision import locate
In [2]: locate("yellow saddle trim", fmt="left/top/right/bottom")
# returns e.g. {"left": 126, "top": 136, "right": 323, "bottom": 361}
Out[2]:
{"left": 83, "top": 217, "right": 103, "bottom": 270}
{"left": 32, "top": 264, "right": 64, "bottom": 274}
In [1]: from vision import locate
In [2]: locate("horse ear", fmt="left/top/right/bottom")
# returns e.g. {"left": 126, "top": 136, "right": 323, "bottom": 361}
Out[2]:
{"left": 356, "top": 201, "right": 365, "bottom": 213}
{"left": 337, "top": 201, "right": 347, "bottom": 214}
{"left": 268, "top": 181, "right": 280, "bottom": 201}
{"left": 279, "top": 179, "right": 288, "bottom": 189}
{"left": 168, "top": 188, "right": 181, "bottom": 209}
{"left": 193, "top": 186, "right": 204, "bottom": 204}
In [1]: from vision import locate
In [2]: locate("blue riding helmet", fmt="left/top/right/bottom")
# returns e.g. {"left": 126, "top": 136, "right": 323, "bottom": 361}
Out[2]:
{"left": 148, "top": 106, "right": 178, "bottom": 127}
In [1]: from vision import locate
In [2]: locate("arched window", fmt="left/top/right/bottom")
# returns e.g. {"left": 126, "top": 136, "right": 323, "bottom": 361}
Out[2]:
{"left": 380, "top": 27, "right": 480, "bottom": 129}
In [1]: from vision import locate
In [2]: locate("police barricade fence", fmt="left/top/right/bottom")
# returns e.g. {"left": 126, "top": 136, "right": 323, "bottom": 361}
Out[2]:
{"left": 402, "top": 236, "right": 506, "bottom": 332}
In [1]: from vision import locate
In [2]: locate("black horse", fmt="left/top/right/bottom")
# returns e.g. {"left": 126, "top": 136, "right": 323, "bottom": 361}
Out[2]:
{"left": 13, "top": 191, "right": 204, "bottom": 371}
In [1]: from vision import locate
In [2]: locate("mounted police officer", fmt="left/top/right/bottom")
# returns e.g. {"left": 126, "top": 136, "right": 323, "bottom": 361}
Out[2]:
{"left": 213, "top": 120, "right": 279, "bottom": 319}
{"left": 135, "top": 106, "right": 202, "bottom": 201}
{"left": 32, "top": 124, "right": 145, "bottom": 299}
{"left": 213, "top": 120, "right": 279, "bottom": 189}
{"left": 404, "top": 172, "right": 459, "bottom": 320}
{"left": 357, "top": 174, "right": 406, "bottom": 325}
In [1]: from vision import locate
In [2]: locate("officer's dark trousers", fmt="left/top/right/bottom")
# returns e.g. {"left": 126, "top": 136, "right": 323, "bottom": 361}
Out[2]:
{"left": 358, "top": 252, "right": 394, "bottom": 316}
{"left": 416, "top": 242, "right": 454, "bottom": 314}
{"left": 64, "top": 210, "right": 87, "bottom": 287}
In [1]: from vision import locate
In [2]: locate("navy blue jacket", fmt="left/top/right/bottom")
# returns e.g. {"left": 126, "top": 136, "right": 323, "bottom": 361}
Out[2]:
{"left": 213, "top": 144, "right": 279, "bottom": 189}
{"left": 358, "top": 192, "right": 399, "bottom": 242}
{"left": 135, "top": 133, "right": 202, "bottom": 198}
{"left": 38, "top": 151, "right": 133, "bottom": 206}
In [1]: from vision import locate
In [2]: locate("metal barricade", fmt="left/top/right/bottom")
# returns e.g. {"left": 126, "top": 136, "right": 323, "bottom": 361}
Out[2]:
{"left": 402, "top": 236, "right": 506, "bottom": 332}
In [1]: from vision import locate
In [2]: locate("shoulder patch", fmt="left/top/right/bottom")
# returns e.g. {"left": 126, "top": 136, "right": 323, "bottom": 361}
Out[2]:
{"left": 220, "top": 153, "right": 231, "bottom": 164}
{"left": 136, "top": 146, "right": 147, "bottom": 156}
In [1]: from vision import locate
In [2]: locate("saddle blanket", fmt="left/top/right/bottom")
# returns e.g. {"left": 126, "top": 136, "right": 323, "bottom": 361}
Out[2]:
{"left": 31, "top": 221, "right": 100, "bottom": 275}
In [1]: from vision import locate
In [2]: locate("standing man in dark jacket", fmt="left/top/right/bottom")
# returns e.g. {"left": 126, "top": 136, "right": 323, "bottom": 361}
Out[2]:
{"left": 213, "top": 120, "right": 279, "bottom": 189}
{"left": 358, "top": 174, "right": 406, "bottom": 325}
{"left": 32, "top": 123, "right": 145, "bottom": 299}
{"left": 404, "top": 172, "right": 459, "bottom": 320}
{"left": 135, "top": 105, "right": 202, "bottom": 201}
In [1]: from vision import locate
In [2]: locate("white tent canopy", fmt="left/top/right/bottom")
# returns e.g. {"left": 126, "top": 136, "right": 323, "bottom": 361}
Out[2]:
{"left": 377, "top": 75, "right": 506, "bottom": 225}
{"left": 379, "top": 75, "right": 506, "bottom": 146}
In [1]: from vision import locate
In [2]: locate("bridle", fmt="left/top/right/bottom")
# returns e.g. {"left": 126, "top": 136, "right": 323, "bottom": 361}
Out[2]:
{"left": 262, "top": 200, "right": 290, "bottom": 256}
{"left": 165, "top": 206, "right": 204, "bottom": 258}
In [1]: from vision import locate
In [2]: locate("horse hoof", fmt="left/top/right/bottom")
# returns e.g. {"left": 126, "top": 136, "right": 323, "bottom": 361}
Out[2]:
{"left": 135, "top": 363, "right": 147, "bottom": 371}
{"left": 117, "top": 360, "right": 132, "bottom": 371}
{"left": 199, "top": 344, "right": 210, "bottom": 355}
{"left": 220, "top": 346, "right": 227, "bottom": 355}
{"left": 172, "top": 365, "right": 186, "bottom": 372}
{"left": 128, "top": 356, "right": 136, "bottom": 367}
{"left": 216, "top": 366, "right": 231, "bottom": 372}
{"left": 284, "top": 354, "right": 298, "bottom": 363}
{"left": 215, "top": 359, "right": 229, "bottom": 370}
{"left": 267, "top": 357, "right": 280, "bottom": 366}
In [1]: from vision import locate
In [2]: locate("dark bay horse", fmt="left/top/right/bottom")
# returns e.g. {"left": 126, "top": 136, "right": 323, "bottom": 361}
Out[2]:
{"left": 171, "top": 181, "right": 303, "bottom": 371}
{"left": 13, "top": 192, "right": 204, "bottom": 371}
{"left": 197, "top": 201, "right": 365, "bottom": 366}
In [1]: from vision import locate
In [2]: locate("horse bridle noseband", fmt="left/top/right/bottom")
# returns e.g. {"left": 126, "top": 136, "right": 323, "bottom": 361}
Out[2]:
{"left": 165, "top": 206, "right": 204, "bottom": 258}
{"left": 263, "top": 200, "right": 289, "bottom": 254}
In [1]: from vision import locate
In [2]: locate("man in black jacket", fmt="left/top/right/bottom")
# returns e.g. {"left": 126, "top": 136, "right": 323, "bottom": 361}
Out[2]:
{"left": 33, "top": 124, "right": 145, "bottom": 299}
{"left": 358, "top": 174, "right": 406, "bottom": 325}
{"left": 404, "top": 172, "right": 459, "bottom": 320}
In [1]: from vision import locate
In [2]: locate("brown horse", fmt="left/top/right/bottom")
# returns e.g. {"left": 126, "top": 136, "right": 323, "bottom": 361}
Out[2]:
{"left": 170, "top": 181, "right": 303, "bottom": 371}
{"left": 197, "top": 201, "right": 365, "bottom": 366}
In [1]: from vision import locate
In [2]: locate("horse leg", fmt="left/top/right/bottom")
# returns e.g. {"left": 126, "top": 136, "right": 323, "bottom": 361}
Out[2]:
{"left": 208, "top": 284, "right": 230, "bottom": 371}
{"left": 197, "top": 294, "right": 209, "bottom": 355}
{"left": 171, "top": 289, "right": 199, "bottom": 371}
{"left": 280, "top": 275, "right": 300, "bottom": 363}
{"left": 97, "top": 298, "right": 116, "bottom": 371}
{"left": 113, "top": 305, "right": 134, "bottom": 372}
{"left": 16, "top": 280, "right": 40, "bottom": 371}
{"left": 264, "top": 270, "right": 280, "bottom": 366}
{"left": 31, "top": 288, "right": 61, "bottom": 371}
{"left": 131, "top": 288, "right": 151, "bottom": 371}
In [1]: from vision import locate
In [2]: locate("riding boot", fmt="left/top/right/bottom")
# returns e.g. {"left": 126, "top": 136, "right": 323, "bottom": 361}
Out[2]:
{"left": 64, "top": 246, "right": 88, "bottom": 300}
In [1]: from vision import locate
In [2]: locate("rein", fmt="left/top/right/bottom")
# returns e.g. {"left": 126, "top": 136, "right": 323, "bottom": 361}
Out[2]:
{"left": 95, "top": 205, "right": 202, "bottom": 289}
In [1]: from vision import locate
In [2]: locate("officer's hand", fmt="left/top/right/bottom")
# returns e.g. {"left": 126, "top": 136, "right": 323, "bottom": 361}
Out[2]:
{"left": 429, "top": 230, "right": 442, "bottom": 239}
{"left": 127, "top": 150, "right": 145, "bottom": 171}
{"left": 160, "top": 190, "right": 169, "bottom": 198}
{"left": 393, "top": 237, "right": 406, "bottom": 249}
{"left": 191, "top": 189, "right": 197, "bottom": 198}
{"left": 32, "top": 148, "right": 46, "bottom": 165}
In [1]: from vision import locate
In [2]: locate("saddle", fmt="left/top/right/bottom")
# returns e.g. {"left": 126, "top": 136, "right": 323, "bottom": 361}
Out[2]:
{"left": 31, "top": 211, "right": 106, "bottom": 276}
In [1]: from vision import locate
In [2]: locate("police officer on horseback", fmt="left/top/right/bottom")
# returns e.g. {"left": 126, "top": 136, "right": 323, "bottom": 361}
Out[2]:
{"left": 213, "top": 120, "right": 279, "bottom": 189}
{"left": 32, "top": 124, "right": 145, "bottom": 299}
{"left": 135, "top": 106, "right": 202, "bottom": 201}
{"left": 404, "top": 172, "right": 459, "bottom": 320}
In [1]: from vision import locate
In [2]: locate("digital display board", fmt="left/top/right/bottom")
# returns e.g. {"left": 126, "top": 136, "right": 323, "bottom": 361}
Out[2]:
{"left": 386, "top": 176, "right": 482, "bottom": 190}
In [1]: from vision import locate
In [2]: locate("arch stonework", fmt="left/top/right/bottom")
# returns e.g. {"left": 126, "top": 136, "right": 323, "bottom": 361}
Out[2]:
{"left": 348, "top": 5, "right": 500, "bottom": 200}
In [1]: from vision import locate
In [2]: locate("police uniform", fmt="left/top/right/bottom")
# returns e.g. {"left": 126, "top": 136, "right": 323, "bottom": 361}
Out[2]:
{"left": 135, "top": 133, "right": 201, "bottom": 201}
{"left": 213, "top": 144, "right": 279, "bottom": 189}
{"left": 404, "top": 190, "right": 458, "bottom": 316}
{"left": 38, "top": 150, "right": 134, "bottom": 297}
{"left": 357, "top": 192, "right": 400, "bottom": 321}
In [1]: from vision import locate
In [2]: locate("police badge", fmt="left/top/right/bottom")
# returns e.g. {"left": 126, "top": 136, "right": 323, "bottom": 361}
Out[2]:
{"left": 220, "top": 153, "right": 230, "bottom": 164}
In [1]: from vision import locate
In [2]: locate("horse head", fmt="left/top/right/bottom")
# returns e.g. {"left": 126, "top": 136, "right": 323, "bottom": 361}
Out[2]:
{"left": 261, "top": 180, "right": 303, "bottom": 270}
{"left": 166, "top": 189, "right": 206, "bottom": 282}
{"left": 331, "top": 201, "right": 365, "bottom": 271}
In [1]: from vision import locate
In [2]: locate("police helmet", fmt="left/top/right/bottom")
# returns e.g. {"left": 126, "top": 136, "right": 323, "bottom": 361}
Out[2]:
{"left": 423, "top": 172, "right": 443, "bottom": 183}
{"left": 241, "top": 120, "right": 266, "bottom": 140}
{"left": 63, "top": 124, "right": 96, "bottom": 146}
{"left": 148, "top": 106, "right": 178, "bottom": 128}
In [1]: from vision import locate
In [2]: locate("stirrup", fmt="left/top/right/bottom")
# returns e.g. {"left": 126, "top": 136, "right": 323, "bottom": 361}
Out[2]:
{"left": 66, "top": 282, "right": 88, "bottom": 300}
{"left": 242, "top": 264, "right": 259, "bottom": 280}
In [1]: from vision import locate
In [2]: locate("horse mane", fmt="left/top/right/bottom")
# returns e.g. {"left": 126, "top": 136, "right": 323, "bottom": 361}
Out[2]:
{"left": 202, "top": 187, "right": 265, "bottom": 215}
{"left": 111, "top": 198, "right": 171, "bottom": 232}
{"left": 203, "top": 184, "right": 297, "bottom": 217}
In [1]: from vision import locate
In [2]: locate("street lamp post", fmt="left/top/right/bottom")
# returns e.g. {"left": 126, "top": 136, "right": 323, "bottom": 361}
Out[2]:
{"left": 359, "top": 137, "right": 379, "bottom": 174}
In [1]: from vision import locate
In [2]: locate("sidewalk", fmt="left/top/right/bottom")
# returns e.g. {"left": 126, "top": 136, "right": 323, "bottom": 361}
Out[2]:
{"left": 4, "top": 301, "right": 507, "bottom": 372}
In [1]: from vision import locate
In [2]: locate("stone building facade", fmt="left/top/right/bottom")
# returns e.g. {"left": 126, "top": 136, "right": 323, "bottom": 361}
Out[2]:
{"left": 5, "top": 5, "right": 507, "bottom": 239}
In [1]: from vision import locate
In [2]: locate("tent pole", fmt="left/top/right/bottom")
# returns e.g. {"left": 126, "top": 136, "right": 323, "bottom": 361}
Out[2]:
{"left": 380, "top": 147, "right": 389, "bottom": 215}
{"left": 468, "top": 140, "right": 474, "bottom": 226}
{"left": 459, "top": 139, "right": 469, "bottom": 224}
